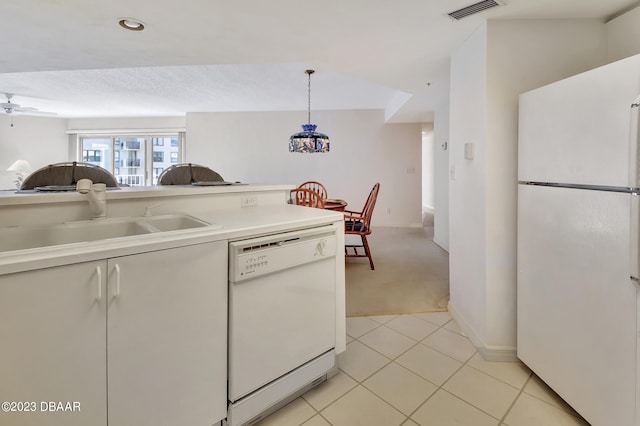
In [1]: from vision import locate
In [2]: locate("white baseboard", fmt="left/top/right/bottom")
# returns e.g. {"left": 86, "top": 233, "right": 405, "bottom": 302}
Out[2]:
{"left": 422, "top": 205, "right": 435, "bottom": 214}
{"left": 432, "top": 237, "right": 449, "bottom": 252}
{"left": 447, "top": 301, "right": 518, "bottom": 362}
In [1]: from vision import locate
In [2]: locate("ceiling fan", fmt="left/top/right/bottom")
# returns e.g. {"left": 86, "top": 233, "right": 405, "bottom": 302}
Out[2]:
{"left": 1, "top": 93, "right": 57, "bottom": 126}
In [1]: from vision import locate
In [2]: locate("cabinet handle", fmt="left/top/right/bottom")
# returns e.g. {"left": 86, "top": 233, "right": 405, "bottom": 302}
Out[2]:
{"left": 114, "top": 264, "right": 121, "bottom": 298}
{"left": 95, "top": 266, "right": 102, "bottom": 301}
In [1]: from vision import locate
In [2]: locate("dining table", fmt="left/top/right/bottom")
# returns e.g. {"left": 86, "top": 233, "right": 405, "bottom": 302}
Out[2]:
{"left": 323, "top": 198, "right": 348, "bottom": 212}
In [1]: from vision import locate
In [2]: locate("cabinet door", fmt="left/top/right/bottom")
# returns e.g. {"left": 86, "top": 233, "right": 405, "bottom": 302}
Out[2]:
{"left": 0, "top": 261, "right": 107, "bottom": 426}
{"left": 107, "top": 241, "right": 227, "bottom": 426}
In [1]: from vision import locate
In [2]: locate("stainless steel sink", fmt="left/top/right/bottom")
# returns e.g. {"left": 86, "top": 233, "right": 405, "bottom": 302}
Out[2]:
{"left": 0, "top": 214, "right": 214, "bottom": 252}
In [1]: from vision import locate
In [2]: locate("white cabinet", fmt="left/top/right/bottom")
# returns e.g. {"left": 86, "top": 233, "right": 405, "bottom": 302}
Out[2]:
{"left": 0, "top": 241, "right": 227, "bottom": 426}
{"left": 107, "top": 242, "right": 227, "bottom": 426}
{"left": 0, "top": 260, "right": 107, "bottom": 426}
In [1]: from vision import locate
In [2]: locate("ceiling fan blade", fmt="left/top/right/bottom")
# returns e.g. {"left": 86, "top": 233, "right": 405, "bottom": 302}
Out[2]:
{"left": 13, "top": 109, "right": 57, "bottom": 117}
{"left": 0, "top": 93, "right": 57, "bottom": 116}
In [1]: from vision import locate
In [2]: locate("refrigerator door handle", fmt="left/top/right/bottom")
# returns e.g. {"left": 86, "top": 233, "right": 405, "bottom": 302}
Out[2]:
{"left": 630, "top": 101, "right": 640, "bottom": 189}
{"left": 631, "top": 193, "right": 640, "bottom": 281}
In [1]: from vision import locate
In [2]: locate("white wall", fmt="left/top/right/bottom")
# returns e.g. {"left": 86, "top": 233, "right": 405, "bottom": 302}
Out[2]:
{"left": 449, "top": 21, "right": 489, "bottom": 349}
{"left": 0, "top": 115, "right": 69, "bottom": 190}
{"left": 421, "top": 122, "right": 435, "bottom": 213}
{"left": 186, "top": 109, "right": 423, "bottom": 227}
{"left": 433, "top": 104, "right": 449, "bottom": 251}
{"left": 449, "top": 19, "right": 607, "bottom": 357}
{"left": 606, "top": 7, "right": 640, "bottom": 62}
{"left": 606, "top": 4, "right": 640, "bottom": 62}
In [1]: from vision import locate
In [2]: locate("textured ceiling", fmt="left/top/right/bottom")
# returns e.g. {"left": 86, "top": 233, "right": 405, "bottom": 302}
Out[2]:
{"left": 0, "top": 64, "right": 400, "bottom": 118}
{"left": 0, "top": 0, "right": 637, "bottom": 121}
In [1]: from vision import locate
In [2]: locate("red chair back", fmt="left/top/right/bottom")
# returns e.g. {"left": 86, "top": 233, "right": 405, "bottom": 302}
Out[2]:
{"left": 298, "top": 181, "right": 328, "bottom": 200}
{"left": 290, "top": 188, "right": 326, "bottom": 209}
{"left": 345, "top": 183, "right": 380, "bottom": 235}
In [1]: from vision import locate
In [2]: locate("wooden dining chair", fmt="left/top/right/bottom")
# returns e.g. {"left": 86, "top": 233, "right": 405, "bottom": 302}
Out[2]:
{"left": 290, "top": 188, "right": 326, "bottom": 209}
{"left": 344, "top": 183, "right": 380, "bottom": 270}
{"left": 298, "top": 181, "right": 328, "bottom": 200}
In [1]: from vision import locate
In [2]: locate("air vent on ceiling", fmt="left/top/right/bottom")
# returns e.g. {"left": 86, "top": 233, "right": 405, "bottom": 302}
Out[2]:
{"left": 448, "top": 0, "right": 503, "bottom": 20}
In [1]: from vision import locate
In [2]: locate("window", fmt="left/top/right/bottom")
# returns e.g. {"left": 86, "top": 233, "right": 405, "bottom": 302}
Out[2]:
{"left": 78, "top": 133, "right": 184, "bottom": 186}
{"left": 123, "top": 140, "right": 141, "bottom": 150}
{"left": 83, "top": 150, "right": 102, "bottom": 163}
{"left": 153, "top": 167, "right": 164, "bottom": 182}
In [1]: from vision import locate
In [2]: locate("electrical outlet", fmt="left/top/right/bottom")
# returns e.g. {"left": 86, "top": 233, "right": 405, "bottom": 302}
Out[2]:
{"left": 241, "top": 196, "right": 257, "bottom": 207}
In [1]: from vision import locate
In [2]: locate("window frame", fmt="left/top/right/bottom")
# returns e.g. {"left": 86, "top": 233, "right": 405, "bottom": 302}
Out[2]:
{"left": 72, "top": 131, "right": 186, "bottom": 186}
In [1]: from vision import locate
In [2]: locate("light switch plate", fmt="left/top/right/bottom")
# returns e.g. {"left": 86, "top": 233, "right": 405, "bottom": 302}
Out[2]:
{"left": 464, "top": 143, "right": 474, "bottom": 160}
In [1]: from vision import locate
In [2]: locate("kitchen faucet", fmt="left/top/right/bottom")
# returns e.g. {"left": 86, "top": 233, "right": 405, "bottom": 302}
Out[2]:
{"left": 76, "top": 178, "right": 107, "bottom": 219}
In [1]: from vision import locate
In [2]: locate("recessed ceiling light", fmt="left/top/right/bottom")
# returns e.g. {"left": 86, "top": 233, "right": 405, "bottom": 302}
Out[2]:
{"left": 119, "top": 18, "right": 145, "bottom": 31}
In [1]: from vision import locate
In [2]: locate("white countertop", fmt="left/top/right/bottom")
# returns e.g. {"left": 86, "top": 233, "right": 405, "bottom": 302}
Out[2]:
{"left": 0, "top": 204, "right": 344, "bottom": 275}
{"left": 0, "top": 183, "right": 294, "bottom": 206}
{"left": 198, "top": 204, "right": 344, "bottom": 239}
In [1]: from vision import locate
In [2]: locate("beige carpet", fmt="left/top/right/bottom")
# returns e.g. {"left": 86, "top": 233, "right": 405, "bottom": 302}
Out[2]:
{"left": 345, "top": 217, "right": 450, "bottom": 317}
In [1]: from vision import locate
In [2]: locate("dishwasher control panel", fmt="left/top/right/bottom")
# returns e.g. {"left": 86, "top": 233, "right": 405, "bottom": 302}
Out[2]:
{"left": 229, "top": 226, "right": 337, "bottom": 282}
{"left": 243, "top": 254, "right": 269, "bottom": 274}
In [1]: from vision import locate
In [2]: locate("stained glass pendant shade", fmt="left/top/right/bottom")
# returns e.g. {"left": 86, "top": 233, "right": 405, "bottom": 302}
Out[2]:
{"left": 289, "top": 70, "right": 330, "bottom": 153}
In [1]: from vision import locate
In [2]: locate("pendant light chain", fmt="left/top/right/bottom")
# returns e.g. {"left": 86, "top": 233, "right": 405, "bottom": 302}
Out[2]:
{"left": 306, "top": 69, "right": 314, "bottom": 124}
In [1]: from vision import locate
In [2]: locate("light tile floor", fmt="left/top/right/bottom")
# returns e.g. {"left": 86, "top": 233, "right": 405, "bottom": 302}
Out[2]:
{"left": 257, "top": 312, "right": 590, "bottom": 426}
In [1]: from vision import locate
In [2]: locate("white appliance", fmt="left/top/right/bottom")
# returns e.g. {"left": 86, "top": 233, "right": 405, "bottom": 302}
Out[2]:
{"left": 227, "top": 226, "right": 337, "bottom": 426}
{"left": 517, "top": 54, "right": 640, "bottom": 426}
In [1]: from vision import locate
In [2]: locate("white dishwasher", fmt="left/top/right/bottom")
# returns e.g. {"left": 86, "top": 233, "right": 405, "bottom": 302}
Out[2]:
{"left": 227, "top": 225, "right": 337, "bottom": 426}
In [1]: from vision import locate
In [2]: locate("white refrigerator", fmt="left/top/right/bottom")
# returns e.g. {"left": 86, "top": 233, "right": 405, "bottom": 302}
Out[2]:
{"left": 518, "top": 53, "right": 640, "bottom": 426}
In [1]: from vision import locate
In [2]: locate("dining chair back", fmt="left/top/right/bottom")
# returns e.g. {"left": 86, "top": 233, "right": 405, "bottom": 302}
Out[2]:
{"left": 157, "top": 163, "right": 223, "bottom": 185}
{"left": 344, "top": 183, "right": 380, "bottom": 270}
{"left": 290, "top": 188, "right": 326, "bottom": 209}
{"left": 298, "top": 181, "right": 328, "bottom": 200}
{"left": 21, "top": 162, "right": 119, "bottom": 190}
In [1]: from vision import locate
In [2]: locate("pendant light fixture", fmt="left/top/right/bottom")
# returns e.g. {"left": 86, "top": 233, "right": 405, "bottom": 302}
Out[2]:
{"left": 289, "top": 69, "right": 330, "bottom": 153}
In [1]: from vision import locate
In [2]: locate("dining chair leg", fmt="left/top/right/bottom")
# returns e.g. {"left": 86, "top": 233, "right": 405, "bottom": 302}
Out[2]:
{"left": 361, "top": 235, "right": 375, "bottom": 270}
